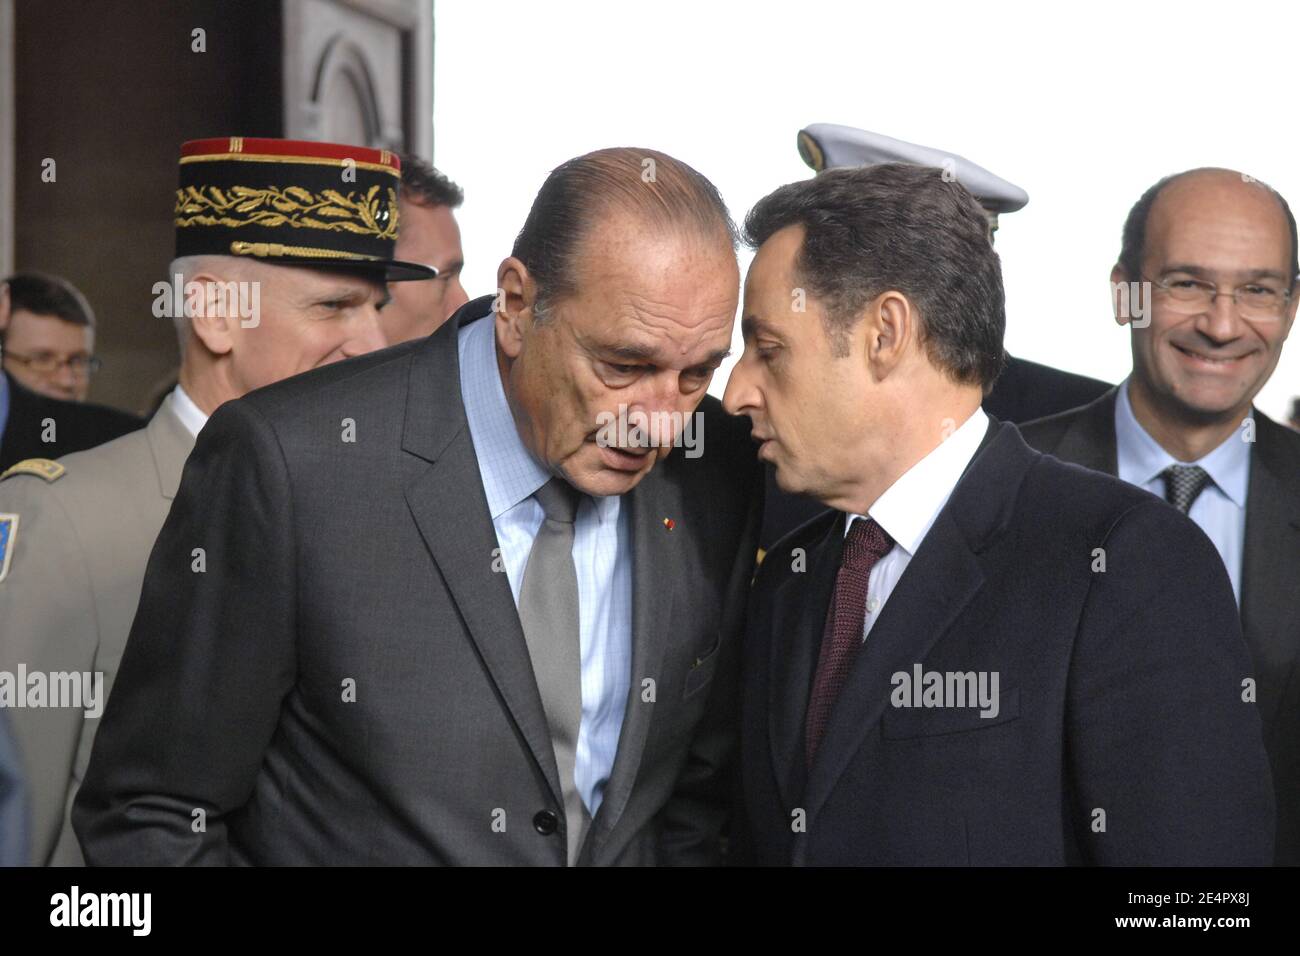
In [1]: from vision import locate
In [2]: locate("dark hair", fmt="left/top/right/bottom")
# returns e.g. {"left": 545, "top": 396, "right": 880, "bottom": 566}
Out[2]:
{"left": 1119, "top": 168, "right": 1299, "bottom": 283}
{"left": 511, "top": 147, "right": 737, "bottom": 315}
{"left": 4, "top": 271, "right": 96, "bottom": 328}
{"left": 743, "top": 162, "right": 1005, "bottom": 390}
{"left": 398, "top": 153, "right": 464, "bottom": 209}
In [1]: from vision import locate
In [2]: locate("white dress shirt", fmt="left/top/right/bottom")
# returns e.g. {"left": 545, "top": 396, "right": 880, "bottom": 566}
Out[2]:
{"left": 844, "top": 407, "right": 990, "bottom": 641}
{"left": 168, "top": 384, "right": 209, "bottom": 439}
{"left": 1113, "top": 378, "right": 1249, "bottom": 603}
{"left": 457, "top": 311, "right": 632, "bottom": 817}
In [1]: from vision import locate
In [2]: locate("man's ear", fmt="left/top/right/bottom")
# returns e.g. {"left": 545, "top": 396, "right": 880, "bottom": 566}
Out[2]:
{"left": 0, "top": 281, "right": 10, "bottom": 334}
{"left": 185, "top": 271, "right": 235, "bottom": 357}
{"left": 495, "top": 256, "right": 538, "bottom": 361}
{"left": 1281, "top": 279, "right": 1300, "bottom": 342}
{"left": 867, "top": 290, "right": 913, "bottom": 378}
{"left": 1110, "top": 264, "right": 1132, "bottom": 327}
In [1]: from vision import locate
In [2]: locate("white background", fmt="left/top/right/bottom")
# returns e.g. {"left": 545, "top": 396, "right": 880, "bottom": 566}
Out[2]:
{"left": 434, "top": 0, "right": 1300, "bottom": 422}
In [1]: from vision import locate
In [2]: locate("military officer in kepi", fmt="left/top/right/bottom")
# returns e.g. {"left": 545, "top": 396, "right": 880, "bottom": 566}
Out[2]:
{"left": 0, "top": 135, "right": 435, "bottom": 865}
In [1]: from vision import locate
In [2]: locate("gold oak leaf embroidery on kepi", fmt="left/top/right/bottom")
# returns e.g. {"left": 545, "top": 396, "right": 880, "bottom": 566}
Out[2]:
{"left": 174, "top": 184, "right": 399, "bottom": 240}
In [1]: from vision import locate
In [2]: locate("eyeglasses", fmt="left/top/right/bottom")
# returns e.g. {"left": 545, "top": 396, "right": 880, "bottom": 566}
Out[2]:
{"left": 1143, "top": 273, "right": 1295, "bottom": 321}
{"left": 1, "top": 349, "right": 103, "bottom": 377}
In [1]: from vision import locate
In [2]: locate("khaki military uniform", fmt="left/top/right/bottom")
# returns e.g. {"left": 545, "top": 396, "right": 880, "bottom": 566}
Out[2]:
{"left": 0, "top": 395, "right": 193, "bottom": 864}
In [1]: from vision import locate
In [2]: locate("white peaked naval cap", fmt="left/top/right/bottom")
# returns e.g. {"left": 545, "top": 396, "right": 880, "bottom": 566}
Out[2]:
{"left": 797, "top": 123, "right": 1029, "bottom": 215}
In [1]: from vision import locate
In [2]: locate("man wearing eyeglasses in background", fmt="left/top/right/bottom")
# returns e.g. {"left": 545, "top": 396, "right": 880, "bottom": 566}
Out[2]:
{"left": 0, "top": 274, "right": 143, "bottom": 471}
{"left": 1021, "top": 168, "right": 1300, "bottom": 865}
{"left": 1, "top": 273, "right": 100, "bottom": 402}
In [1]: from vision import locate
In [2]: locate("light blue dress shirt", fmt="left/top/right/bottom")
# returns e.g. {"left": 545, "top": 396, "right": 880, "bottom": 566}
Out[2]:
{"left": 458, "top": 311, "right": 632, "bottom": 817}
{"left": 0, "top": 371, "right": 10, "bottom": 444}
{"left": 1114, "top": 378, "right": 1250, "bottom": 603}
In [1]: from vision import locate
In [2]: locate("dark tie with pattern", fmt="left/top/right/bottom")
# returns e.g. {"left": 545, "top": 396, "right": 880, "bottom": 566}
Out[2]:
{"left": 518, "top": 477, "right": 589, "bottom": 865}
{"left": 1161, "top": 464, "right": 1213, "bottom": 514}
{"left": 805, "top": 517, "right": 895, "bottom": 769}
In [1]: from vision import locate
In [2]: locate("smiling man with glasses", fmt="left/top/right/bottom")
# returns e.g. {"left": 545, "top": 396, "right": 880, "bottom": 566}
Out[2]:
{"left": 1021, "top": 167, "right": 1300, "bottom": 864}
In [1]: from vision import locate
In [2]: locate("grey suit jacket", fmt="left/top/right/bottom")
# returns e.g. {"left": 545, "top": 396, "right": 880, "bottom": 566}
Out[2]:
{"left": 1020, "top": 387, "right": 1300, "bottom": 864}
{"left": 73, "top": 299, "right": 763, "bottom": 865}
{"left": 0, "top": 399, "right": 194, "bottom": 865}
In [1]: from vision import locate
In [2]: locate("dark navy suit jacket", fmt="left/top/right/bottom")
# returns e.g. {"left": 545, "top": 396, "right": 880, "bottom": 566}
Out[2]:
{"left": 737, "top": 421, "right": 1274, "bottom": 865}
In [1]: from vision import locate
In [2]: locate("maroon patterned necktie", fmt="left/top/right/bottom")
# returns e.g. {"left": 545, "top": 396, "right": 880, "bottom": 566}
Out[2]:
{"left": 805, "top": 516, "right": 895, "bottom": 769}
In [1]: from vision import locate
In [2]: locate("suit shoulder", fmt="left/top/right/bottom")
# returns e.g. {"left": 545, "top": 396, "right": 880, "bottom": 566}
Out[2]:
{"left": 1082, "top": 489, "right": 1233, "bottom": 610}
{"left": 1013, "top": 356, "right": 1109, "bottom": 393}
{"left": 1017, "top": 404, "right": 1085, "bottom": 450}
{"left": 30, "top": 390, "right": 145, "bottom": 434}
{"left": 238, "top": 338, "right": 426, "bottom": 421}
{"left": 1255, "top": 409, "right": 1300, "bottom": 464}
{"left": 0, "top": 428, "right": 152, "bottom": 507}
{"left": 1021, "top": 451, "right": 1165, "bottom": 537}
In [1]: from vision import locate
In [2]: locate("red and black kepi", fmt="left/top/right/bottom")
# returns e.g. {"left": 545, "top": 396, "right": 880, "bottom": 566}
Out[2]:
{"left": 174, "top": 136, "right": 436, "bottom": 282}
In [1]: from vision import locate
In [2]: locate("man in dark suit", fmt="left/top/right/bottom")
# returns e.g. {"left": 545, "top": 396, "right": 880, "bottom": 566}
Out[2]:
{"left": 0, "top": 278, "right": 142, "bottom": 472}
{"left": 0, "top": 369, "right": 142, "bottom": 474}
{"left": 1021, "top": 167, "right": 1300, "bottom": 864}
{"left": 759, "top": 124, "right": 1108, "bottom": 548}
{"left": 73, "top": 147, "right": 762, "bottom": 866}
{"left": 725, "top": 162, "right": 1273, "bottom": 865}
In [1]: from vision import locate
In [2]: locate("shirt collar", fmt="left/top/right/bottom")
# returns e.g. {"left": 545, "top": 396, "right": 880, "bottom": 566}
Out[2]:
{"left": 168, "top": 384, "right": 210, "bottom": 439}
{"left": 1115, "top": 377, "right": 1250, "bottom": 508}
{"left": 458, "top": 309, "right": 616, "bottom": 523}
{"left": 844, "top": 407, "right": 990, "bottom": 556}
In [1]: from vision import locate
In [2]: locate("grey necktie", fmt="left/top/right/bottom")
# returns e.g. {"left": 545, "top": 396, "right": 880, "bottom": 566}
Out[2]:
{"left": 518, "top": 477, "right": 590, "bottom": 865}
{"left": 1161, "top": 464, "right": 1213, "bottom": 514}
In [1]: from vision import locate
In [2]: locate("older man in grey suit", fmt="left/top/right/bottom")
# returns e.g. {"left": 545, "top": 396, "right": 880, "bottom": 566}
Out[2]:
{"left": 73, "top": 146, "right": 761, "bottom": 866}
{"left": 0, "top": 136, "right": 432, "bottom": 865}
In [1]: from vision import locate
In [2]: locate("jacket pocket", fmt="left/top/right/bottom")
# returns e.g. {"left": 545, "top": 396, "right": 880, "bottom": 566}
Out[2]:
{"left": 683, "top": 637, "right": 721, "bottom": 699}
{"left": 880, "top": 687, "right": 1019, "bottom": 739}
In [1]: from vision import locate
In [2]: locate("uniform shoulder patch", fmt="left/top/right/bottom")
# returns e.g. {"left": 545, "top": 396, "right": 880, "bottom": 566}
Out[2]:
{"left": 0, "top": 458, "right": 66, "bottom": 482}
{"left": 0, "top": 513, "right": 17, "bottom": 584}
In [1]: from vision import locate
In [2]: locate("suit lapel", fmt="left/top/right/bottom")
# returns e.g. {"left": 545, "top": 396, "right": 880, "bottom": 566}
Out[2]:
{"left": 799, "top": 424, "right": 1030, "bottom": 828}
{"left": 1240, "top": 412, "right": 1300, "bottom": 729}
{"left": 769, "top": 515, "right": 842, "bottom": 810}
{"left": 1053, "top": 386, "right": 1119, "bottom": 474}
{"left": 800, "top": 511, "right": 986, "bottom": 825}
{"left": 585, "top": 462, "right": 684, "bottom": 848}
{"left": 146, "top": 400, "right": 197, "bottom": 500}
{"left": 401, "top": 299, "right": 565, "bottom": 810}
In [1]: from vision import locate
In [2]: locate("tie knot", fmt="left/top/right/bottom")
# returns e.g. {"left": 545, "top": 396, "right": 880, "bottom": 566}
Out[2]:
{"left": 1160, "top": 464, "right": 1213, "bottom": 515}
{"left": 534, "top": 477, "right": 582, "bottom": 523}
{"left": 843, "top": 517, "right": 893, "bottom": 566}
